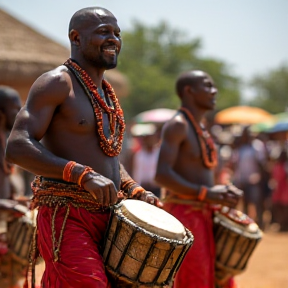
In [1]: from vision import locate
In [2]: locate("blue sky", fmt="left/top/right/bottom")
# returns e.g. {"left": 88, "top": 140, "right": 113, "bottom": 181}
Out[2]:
{"left": 0, "top": 0, "right": 287, "bottom": 98}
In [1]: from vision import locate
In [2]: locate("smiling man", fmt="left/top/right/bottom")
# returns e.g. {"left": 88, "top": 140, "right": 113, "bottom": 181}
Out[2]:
{"left": 6, "top": 7, "right": 160, "bottom": 288}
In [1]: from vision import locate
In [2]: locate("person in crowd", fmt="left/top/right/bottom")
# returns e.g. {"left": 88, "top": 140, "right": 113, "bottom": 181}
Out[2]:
{"left": 270, "top": 149, "right": 288, "bottom": 231}
{"left": 130, "top": 123, "right": 161, "bottom": 198}
{"left": 155, "top": 70, "right": 242, "bottom": 288}
{"left": 0, "top": 86, "right": 21, "bottom": 199}
{"left": 5, "top": 7, "right": 161, "bottom": 288}
{"left": 231, "top": 126, "right": 266, "bottom": 228}
{"left": 0, "top": 86, "right": 23, "bottom": 288}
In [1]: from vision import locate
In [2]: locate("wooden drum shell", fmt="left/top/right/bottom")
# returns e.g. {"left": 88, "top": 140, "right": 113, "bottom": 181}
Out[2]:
{"left": 213, "top": 211, "right": 262, "bottom": 285}
{"left": 103, "top": 202, "right": 194, "bottom": 287}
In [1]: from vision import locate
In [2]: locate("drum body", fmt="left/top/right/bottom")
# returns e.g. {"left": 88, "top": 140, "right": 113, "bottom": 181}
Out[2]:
{"left": 213, "top": 209, "right": 262, "bottom": 285}
{"left": 0, "top": 251, "right": 26, "bottom": 288}
{"left": 7, "top": 213, "right": 35, "bottom": 266}
{"left": 103, "top": 200, "right": 194, "bottom": 287}
{"left": 0, "top": 200, "right": 31, "bottom": 288}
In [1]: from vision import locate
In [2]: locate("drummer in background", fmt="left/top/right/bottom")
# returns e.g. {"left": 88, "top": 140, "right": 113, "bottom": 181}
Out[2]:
{"left": 155, "top": 70, "right": 242, "bottom": 288}
{"left": 0, "top": 86, "right": 22, "bottom": 288}
{"left": 0, "top": 86, "right": 21, "bottom": 200}
{"left": 5, "top": 6, "right": 161, "bottom": 288}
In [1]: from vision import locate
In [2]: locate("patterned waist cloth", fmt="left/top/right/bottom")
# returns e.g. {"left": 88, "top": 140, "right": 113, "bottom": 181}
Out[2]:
{"left": 31, "top": 175, "right": 108, "bottom": 212}
{"left": 162, "top": 191, "right": 211, "bottom": 210}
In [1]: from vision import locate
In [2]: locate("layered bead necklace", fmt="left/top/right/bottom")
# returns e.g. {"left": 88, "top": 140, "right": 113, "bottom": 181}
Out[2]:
{"left": 180, "top": 107, "right": 217, "bottom": 169}
{"left": 64, "top": 59, "right": 125, "bottom": 157}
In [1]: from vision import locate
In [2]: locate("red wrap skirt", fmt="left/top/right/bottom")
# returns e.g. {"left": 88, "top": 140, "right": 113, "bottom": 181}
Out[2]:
{"left": 164, "top": 202, "right": 236, "bottom": 288}
{"left": 37, "top": 205, "right": 111, "bottom": 288}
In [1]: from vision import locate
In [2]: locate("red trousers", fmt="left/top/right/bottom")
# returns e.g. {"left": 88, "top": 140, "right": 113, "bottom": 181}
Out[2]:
{"left": 37, "top": 205, "right": 111, "bottom": 288}
{"left": 164, "top": 202, "right": 236, "bottom": 288}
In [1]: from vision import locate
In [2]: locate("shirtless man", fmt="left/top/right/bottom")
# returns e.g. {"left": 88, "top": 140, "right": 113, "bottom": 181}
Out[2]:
{"left": 155, "top": 70, "right": 242, "bottom": 288}
{"left": 6, "top": 7, "right": 160, "bottom": 288}
{"left": 0, "top": 86, "right": 21, "bottom": 199}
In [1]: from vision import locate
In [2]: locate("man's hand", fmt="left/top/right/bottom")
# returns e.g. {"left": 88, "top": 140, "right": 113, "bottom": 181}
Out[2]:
{"left": 137, "top": 191, "right": 163, "bottom": 208}
{"left": 207, "top": 184, "right": 243, "bottom": 208}
{"left": 82, "top": 172, "right": 119, "bottom": 207}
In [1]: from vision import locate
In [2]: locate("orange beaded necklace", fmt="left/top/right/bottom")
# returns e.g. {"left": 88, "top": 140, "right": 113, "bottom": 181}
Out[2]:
{"left": 180, "top": 107, "right": 217, "bottom": 169}
{"left": 64, "top": 59, "right": 125, "bottom": 157}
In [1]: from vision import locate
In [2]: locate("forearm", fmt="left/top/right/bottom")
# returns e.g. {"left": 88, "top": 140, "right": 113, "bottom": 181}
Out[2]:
{"left": 154, "top": 168, "right": 201, "bottom": 197}
{"left": 6, "top": 137, "right": 67, "bottom": 179}
{"left": 119, "top": 163, "right": 145, "bottom": 198}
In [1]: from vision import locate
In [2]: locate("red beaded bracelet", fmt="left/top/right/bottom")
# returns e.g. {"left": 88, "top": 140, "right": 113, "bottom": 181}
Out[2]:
{"left": 198, "top": 186, "right": 208, "bottom": 201}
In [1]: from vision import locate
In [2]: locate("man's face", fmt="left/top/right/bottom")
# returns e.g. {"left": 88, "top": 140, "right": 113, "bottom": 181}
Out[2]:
{"left": 193, "top": 74, "right": 218, "bottom": 111}
{"left": 79, "top": 13, "right": 122, "bottom": 70}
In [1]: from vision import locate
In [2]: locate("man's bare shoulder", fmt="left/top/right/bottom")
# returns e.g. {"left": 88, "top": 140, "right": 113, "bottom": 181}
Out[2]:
{"left": 27, "top": 65, "right": 72, "bottom": 104}
{"left": 162, "top": 112, "right": 188, "bottom": 141}
{"left": 164, "top": 112, "right": 187, "bottom": 133}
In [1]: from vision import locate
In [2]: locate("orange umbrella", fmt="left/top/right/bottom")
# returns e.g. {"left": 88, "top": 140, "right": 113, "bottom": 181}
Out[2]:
{"left": 214, "top": 106, "right": 275, "bottom": 125}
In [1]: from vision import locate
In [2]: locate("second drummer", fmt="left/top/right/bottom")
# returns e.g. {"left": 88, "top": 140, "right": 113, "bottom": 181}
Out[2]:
{"left": 5, "top": 6, "right": 161, "bottom": 288}
{"left": 155, "top": 70, "right": 242, "bottom": 288}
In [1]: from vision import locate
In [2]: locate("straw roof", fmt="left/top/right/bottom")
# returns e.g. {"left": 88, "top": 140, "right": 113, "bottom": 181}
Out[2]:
{"left": 0, "top": 9, "right": 129, "bottom": 100}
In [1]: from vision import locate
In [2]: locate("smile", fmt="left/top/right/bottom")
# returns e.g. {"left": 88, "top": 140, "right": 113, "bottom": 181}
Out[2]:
{"left": 103, "top": 46, "right": 117, "bottom": 56}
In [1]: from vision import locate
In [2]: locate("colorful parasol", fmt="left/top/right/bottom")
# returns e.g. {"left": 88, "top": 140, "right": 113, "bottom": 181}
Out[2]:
{"left": 214, "top": 106, "right": 275, "bottom": 125}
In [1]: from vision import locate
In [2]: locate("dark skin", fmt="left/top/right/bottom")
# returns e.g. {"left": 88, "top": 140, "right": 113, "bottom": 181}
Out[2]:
{"left": 0, "top": 87, "right": 21, "bottom": 199}
{"left": 155, "top": 70, "right": 242, "bottom": 207}
{"left": 5, "top": 7, "right": 160, "bottom": 208}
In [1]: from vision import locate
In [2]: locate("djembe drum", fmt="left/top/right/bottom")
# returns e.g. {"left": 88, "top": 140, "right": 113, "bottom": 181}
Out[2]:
{"left": 7, "top": 211, "right": 36, "bottom": 266}
{"left": 213, "top": 207, "right": 263, "bottom": 286}
{"left": 0, "top": 199, "right": 30, "bottom": 288}
{"left": 103, "top": 199, "right": 194, "bottom": 288}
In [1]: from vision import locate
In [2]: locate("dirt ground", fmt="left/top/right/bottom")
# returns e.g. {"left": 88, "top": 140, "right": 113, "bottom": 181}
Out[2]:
{"left": 234, "top": 230, "right": 288, "bottom": 288}
{"left": 21, "top": 224, "right": 287, "bottom": 288}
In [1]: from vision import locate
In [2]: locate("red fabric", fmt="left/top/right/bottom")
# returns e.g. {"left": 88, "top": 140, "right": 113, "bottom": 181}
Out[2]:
{"left": 37, "top": 205, "right": 111, "bottom": 288}
{"left": 271, "top": 162, "right": 288, "bottom": 205}
{"left": 164, "top": 202, "right": 236, "bottom": 288}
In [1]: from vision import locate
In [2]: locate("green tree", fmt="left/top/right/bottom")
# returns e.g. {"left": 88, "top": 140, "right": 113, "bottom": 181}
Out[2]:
{"left": 248, "top": 64, "right": 288, "bottom": 113}
{"left": 117, "top": 21, "right": 241, "bottom": 120}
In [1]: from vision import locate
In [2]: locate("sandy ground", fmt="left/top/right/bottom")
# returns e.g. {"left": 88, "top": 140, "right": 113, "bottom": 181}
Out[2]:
{"left": 235, "top": 231, "right": 288, "bottom": 288}
{"left": 9, "top": 217, "right": 286, "bottom": 288}
{"left": 30, "top": 231, "right": 288, "bottom": 288}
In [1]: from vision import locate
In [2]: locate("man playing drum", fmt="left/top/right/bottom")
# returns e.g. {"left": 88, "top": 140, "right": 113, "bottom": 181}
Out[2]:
{"left": 6, "top": 7, "right": 161, "bottom": 288}
{"left": 0, "top": 86, "right": 23, "bottom": 288}
{"left": 155, "top": 70, "right": 243, "bottom": 288}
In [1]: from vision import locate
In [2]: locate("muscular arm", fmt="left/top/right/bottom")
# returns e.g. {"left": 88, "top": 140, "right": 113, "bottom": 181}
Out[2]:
{"left": 5, "top": 68, "right": 70, "bottom": 178}
{"left": 155, "top": 116, "right": 200, "bottom": 197}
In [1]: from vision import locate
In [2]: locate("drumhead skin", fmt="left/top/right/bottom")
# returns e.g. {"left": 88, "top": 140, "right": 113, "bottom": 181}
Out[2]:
{"left": 214, "top": 209, "right": 262, "bottom": 239}
{"left": 119, "top": 199, "right": 186, "bottom": 240}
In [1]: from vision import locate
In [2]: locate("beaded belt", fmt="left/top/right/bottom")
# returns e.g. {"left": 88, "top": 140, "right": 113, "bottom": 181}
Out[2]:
{"left": 163, "top": 193, "right": 210, "bottom": 210}
{"left": 30, "top": 175, "right": 108, "bottom": 212}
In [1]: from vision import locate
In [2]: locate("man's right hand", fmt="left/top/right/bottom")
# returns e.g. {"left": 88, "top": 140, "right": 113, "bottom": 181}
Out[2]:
{"left": 82, "top": 172, "right": 119, "bottom": 207}
{"left": 207, "top": 184, "right": 243, "bottom": 208}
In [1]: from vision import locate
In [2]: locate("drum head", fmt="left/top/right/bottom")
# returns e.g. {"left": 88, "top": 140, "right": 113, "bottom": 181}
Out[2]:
{"left": 214, "top": 209, "right": 262, "bottom": 239}
{"left": 119, "top": 199, "right": 186, "bottom": 240}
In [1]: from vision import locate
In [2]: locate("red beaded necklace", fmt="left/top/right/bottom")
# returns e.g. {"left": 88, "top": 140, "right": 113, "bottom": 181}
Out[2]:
{"left": 64, "top": 59, "right": 125, "bottom": 157}
{"left": 180, "top": 107, "right": 217, "bottom": 169}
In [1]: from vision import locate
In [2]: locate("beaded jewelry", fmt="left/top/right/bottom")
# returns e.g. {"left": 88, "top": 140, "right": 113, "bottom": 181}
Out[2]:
{"left": 180, "top": 107, "right": 218, "bottom": 169}
{"left": 64, "top": 59, "right": 125, "bottom": 157}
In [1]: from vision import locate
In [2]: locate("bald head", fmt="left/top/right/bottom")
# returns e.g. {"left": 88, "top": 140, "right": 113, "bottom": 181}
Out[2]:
{"left": 0, "top": 86, "right": 20, "bottom": 108}
{"left": 176, "top": 70, "right": 210, "bottom": 98}
{"left": 68, "top": 7, "right": 116, "bottom": 34}
{"left": 0, "top": 86, "right": 21, "bottom": 130}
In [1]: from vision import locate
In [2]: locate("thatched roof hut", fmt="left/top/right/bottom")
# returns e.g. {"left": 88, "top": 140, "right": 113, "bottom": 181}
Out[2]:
{"left": 0, "top": 9, "right": 129, "bottom": 102}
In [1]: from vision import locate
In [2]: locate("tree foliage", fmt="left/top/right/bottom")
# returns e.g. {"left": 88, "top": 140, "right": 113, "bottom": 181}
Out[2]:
{"left": 248, "top": 64, "right": 288, "bottom": 113}
{"left": 117, "top": 21, "right": 241, "bottom": 120}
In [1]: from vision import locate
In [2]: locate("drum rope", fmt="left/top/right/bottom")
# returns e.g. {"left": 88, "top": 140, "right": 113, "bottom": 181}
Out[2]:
{"left": 51, "top": 204, "right": 70, "bottom": 262}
